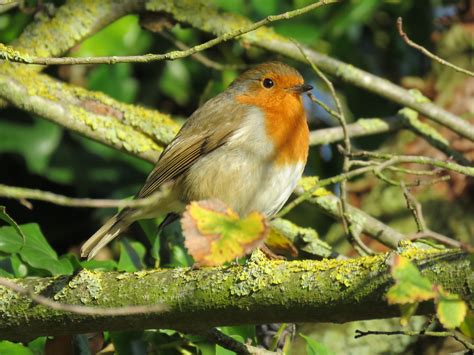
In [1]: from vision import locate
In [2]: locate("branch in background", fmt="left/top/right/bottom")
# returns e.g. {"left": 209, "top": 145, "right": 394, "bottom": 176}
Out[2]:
{"left": 0, "top": 249, "right": 469, "bottom": 341}
{"left": 157, "top": 30, "right": 245, "bottom": 71}
{"left": 401, "top": 184, "right": 428, "bottom": 233}
{"left": 298, "top": 45, "right": 373, "bottom": 256}
{"left": 294, "top": 187, "right": 404, "bottom": 248}
{"left": 309, "top": 117, "right": 402, "bottom": 145}
{"left": 397, "top": 17, "right": 474, "bottom": 78}
{"left": 0, "top": 68, "right": 179, "bottom": 163}
{"left": 0, "top": 277, "right": 167, "bottom": 316}
{"left": 397, "top": 108, "right": 472, "bottom": 166}
{"left": 0, "top": 0, "right": 338, "bottom": 65}
{"left": 6, "top": 0, "right": 144, "bottom": 64}
{"left": 0, "top": 183, "right": 172, "bottom": 209}
{"left": 0, "top": 0, "right": 19, "bottom": 14}
{"left": 349, "top": 152, "right": 474, "bottom": 177}
{"left": 354, "top": 329, "right": 473, "bottom": 351}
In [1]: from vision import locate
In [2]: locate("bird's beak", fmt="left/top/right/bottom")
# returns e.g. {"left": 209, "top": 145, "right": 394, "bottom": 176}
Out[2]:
{"left": 288, "top": 84, "right": 313, "bottom": 94}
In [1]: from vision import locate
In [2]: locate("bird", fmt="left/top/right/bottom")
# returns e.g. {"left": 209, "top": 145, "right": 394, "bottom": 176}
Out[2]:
{"left": 81, "top": 61, "right": 312, "bottom": 260}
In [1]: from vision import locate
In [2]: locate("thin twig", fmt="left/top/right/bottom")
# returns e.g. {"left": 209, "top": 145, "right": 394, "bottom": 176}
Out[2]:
{"left": 407, "top": 231, "right": 470, "bottom": 251}
{"left": 401, "top": 183, "right": 427, "bottom": 232}
{"left": 297, "top": 43, "right": 373, "bottom": 255}
{"left": 397, "top": 17, "right": 474, "bottom": 78}
{"left": 0, "top": 277, "right": 168, "bottom": 316}
{"left": 203, "top": 328, "right": 280, "bottom": 355}
{"left": 0, "top": 0, "right": 338, "bottom": 65}
{"left": 350, "top": 151, "right": 474, "bottom": 177}
{"left": 0, "top": 182, "right": 172, "bottom": 209}
{"left": 277, "top": 153, "right": 465, "bottom": 218}
{"left": 158, "top": 30, "right": 245, "bottom": 71}
{"left": 355, "top": 329, "right": 473, "bottom": 351}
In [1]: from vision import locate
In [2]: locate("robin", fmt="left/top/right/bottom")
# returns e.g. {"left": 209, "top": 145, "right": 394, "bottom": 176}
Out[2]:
{"left": 81, "top": 61, "right": 312, "bottom": 260}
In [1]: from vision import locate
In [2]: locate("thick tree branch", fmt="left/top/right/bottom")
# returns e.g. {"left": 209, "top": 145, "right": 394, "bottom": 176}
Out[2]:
{"left": 0, "top": 66, "right": 178, "bottom": 162}
{"left": 7, "top": 0, "right": 144, "bottom": 65}
{"left": 0, "top": 249, "right": 470, "bottom": 342}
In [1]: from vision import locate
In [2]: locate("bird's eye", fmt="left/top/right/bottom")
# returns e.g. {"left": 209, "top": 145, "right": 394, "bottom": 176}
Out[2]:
{"left": 262, "top": 78, "right": 274, "bottom": 89}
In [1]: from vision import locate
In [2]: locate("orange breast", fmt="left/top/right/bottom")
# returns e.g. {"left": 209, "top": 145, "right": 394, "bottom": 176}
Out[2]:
{"left": 237, "top": 93, "right": 309, "bottom": 165}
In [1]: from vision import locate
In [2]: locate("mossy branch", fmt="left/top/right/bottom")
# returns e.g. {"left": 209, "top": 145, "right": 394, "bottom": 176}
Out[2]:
{"left": 0, "top": 67, "right": 179, "bottom": 162}
{"left": 0, "top": 249, "right": 471, "bottom": 342}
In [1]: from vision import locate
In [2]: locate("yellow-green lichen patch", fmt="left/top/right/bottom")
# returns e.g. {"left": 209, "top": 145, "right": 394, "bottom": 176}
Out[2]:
{"left": 71, "top": 85, "right": 180, "bottom": 146}
{"left": 69, "top": 105, "right": 162, "bottom": 155}
{"left": 358, "top": 118, "right": 392, "bottom": 132}
{"left": 231, "top": 250, "right": 287, "bottom": 297}
{"left": 53, "top": 269, "right": 102, "bottom": 304}
{"left": 0, "top": 43, "right": 32, "bottom": 63}
{"left": 398, "top": 108, "right": 449, "bottom": 145}
{"left": 397, "top": 242, "right": 450, "bottom": 262}
{"left": 297, "top": 177, "right": 330, "bottom": 197}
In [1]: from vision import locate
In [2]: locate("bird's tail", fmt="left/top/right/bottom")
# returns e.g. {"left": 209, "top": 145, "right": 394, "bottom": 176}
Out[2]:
{"left": 80, "top": 214, "right": 131, "bottom": 260}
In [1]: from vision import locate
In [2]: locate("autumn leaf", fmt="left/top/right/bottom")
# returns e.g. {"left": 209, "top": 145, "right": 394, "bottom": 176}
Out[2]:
{"left": 181, "top": 200, "right": 268, "bottom": 266}
{"left": 386, "top": 255, "right": 436, "bottom": 305}
{"left": 265, "top": 227, "right": 298, "bottom": 257}
{"left": 436, "top": 287, "right": 468, "bottom": 330}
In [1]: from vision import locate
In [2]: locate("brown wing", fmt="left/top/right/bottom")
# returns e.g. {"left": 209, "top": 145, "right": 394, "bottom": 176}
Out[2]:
{"left": 137, "top": 129, "right": 232, "bottom": 198}
{"left": 136, "top": 90, "right": 246, "bottom": 199}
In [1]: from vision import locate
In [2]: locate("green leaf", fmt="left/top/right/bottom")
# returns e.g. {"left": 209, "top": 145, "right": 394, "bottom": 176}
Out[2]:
{"left": 399, "top": 303, "right": 419, "bottom": 327}
{"left": 0, "top": 117, "right": 62, "bottom": 174}
{"left": 0, "top": 223, "right": 73, "bottom": 275}
{"left": 436, "top": 289, "right": 468, "bottom": 329}
{"left": 0, "top": 341, "right": 34, "bottom": 355}
{"left": 159, "top": 60, "right": 191, "bottom": 105}
{"left": 459, "top": 311, "right": 474, "bottom": 338}
{"left": 75, "top": 15, "right": 151, "bottom": 57}
{"left": 251, "top": 0, "right": 278, "bottom": 16}
{"left": 110, "top": 331, "right": 147, "bottom": 355}
{"left": 117, "top": 239, "right": 146, "bottom": 272}
{"left": 181, "top": 200, "right": 268, "bottom": 266}
{"left": 386, "top": 255, "right": 436, "bottom": 304}
{"left": 300, "top": 334, "right": 334, "bottom": 355}
{"left": 81, "top": 259, "right": 118, "bottom": 272}
{"left": 0, "top": 206, "right": 25, "bottom": 249}
{"left": 0, "top": 225, "right": 23, "bottom": 254}
{"left": 220, "top": 326, "right": 256, "bottom": 345}
{"left": 138, "top": 219, "right": 161, "bottom": 263}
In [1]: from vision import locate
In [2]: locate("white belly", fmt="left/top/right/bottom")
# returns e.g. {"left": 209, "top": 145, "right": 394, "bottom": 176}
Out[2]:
{"left": 178, "top": 108, "right": 305, "bottom": 216}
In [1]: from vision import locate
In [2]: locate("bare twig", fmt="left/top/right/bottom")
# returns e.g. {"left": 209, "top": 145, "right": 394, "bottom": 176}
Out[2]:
{"left": 398, "top": 108, "right": 472, "bottom": 166}
{"left": 401, "top": 184, "right": 427, "bottom": 232}
{"left": 297, "top": 44, "right": 373, "bottom": 255}
{"left": 350, "top": 151, "right": 474, "bottom": 177}
{"left": 0, "top": 182, "right": 172, "bottom": 209}
{"left": 354, "top": 329, "right": 473, "bottom": 351}
{"left": 0, "top": 277, "right": 168, "bottom": 316}
{"left": 279, "top": 148, "right": 473, "bottom": 220}
{"left": 158, "top": 30, "right": 245, "bottom": 71}
{"left": 407, "top": 231, "right": 470, "bottom": 251}
{"left": 0, "top": 0, "right": 338, "bottom": 65}
{"left": 397, "top": 17, "right": 474, "bottom": 77}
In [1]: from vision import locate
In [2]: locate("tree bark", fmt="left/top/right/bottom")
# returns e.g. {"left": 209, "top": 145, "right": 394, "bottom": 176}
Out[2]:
{"left": 1, "top": 249, "right": 471, "bottom": 342}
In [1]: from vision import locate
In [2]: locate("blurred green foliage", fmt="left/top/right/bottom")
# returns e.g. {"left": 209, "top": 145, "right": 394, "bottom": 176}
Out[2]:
{"left": 0, "top": 0, "right": 471, "bottom": 353}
